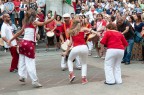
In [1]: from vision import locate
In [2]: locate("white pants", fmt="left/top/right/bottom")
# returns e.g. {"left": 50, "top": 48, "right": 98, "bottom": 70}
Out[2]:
{"left": 61, "top": 55, "right": 81, "bottom": 69}
{"left": 104, "top": 49, "right": 124, "bottom": 84}
{"left": 18, "top": 54, "right": 38, "bottom": 82}
{"left": 68, "top": 45, "right": 88, "bottom": 76}
{"left": 87, "top": 41, "right": 93, "bottom": 51}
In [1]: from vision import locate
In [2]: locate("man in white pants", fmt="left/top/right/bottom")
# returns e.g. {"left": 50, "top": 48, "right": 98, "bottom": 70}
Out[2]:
{"left": 60, "top": 13, "right": 81, "bottom": 71}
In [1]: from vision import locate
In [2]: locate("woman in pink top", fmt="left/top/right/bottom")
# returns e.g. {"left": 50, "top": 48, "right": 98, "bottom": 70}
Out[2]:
{"left": 100, "top": 23, "right": 128, "bottom": 85}
{"left": 62, "top": 19, "right": 97, "bottom": 85}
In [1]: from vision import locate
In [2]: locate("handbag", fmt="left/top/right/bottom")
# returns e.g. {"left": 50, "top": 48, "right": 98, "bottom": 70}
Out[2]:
{"left": 134, "top": 31, "right": 142, "bottom": 43}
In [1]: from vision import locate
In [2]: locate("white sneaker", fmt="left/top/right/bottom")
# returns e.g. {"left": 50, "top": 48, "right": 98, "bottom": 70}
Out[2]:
{"left": 32, "top": 81, "right": 42, "bottom": 88}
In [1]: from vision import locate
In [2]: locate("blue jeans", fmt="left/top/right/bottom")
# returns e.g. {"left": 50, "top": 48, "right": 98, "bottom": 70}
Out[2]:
{"left": 123, "top": 39, "right": 134, "bottom": 62}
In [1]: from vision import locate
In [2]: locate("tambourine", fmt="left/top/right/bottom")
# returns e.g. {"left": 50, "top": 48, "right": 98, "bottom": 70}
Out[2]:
{"left": 4, "top": 2, "right": 15, "bottom": 12}
{"left": 0, "top": 38, "right": 4, "bottom": 46}
{"left": 61, "top": 40, "right": 73, "bottom": 51}
{"left": 37, "top": 0, "right": 46, "bottom": 7}
{"left": 46, "top": 31, "right": 54, "bottom": 37}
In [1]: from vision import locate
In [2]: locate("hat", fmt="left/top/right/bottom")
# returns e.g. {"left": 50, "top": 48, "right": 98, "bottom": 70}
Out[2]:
{"left": 0, "top": 38, "right": 4, "bottom": 46}
{"left": 63, "top": 13, "right": 70, "bottom": 18}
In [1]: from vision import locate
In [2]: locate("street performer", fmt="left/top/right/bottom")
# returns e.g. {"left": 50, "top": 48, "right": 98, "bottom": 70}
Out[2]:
{"left": 8, "top": 9, "right": 56, "bottom": 88}
{"left": 60, "top": 13, "right": 81, "bottom": 71}
{"left": 62, "top": 19, "right": 98, "bottom": 84}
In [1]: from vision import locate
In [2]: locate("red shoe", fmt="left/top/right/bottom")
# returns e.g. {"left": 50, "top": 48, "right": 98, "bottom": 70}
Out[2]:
{"left": 69, "top": 73, "right": 75, "bottom": 83}
{"left": 82, "top": 77, "right": 88, "bottom": 85}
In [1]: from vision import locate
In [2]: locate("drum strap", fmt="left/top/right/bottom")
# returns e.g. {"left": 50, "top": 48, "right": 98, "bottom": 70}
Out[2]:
{"left": 63, "top": 21, "right": 73, "bottom": 39}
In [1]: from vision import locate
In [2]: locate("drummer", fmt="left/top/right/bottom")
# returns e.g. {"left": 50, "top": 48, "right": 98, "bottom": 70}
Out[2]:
{"left": 60, "top": 13, "right": 81, "bottom": 71}
{"left": 44, "top": 12, "right": 56, "bottom": 47}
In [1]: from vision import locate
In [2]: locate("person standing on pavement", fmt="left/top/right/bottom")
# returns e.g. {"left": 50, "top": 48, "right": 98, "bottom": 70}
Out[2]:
{"left": 100, "top": 23, "right": 128, "bottom": 85}
{"left": 62, "top": 19, "right": 98, "bottom": 84}
{"left": 117, "top": 17, "right": 135, "bottom": 65}
{"left": 60, "top": 13, "right": 81, "bottom": 71}
{"left": 8, "top": 9, "right": 56, "bottom": 88}
{"left": 1, "top": 13, "right": 19, "bottom": 72}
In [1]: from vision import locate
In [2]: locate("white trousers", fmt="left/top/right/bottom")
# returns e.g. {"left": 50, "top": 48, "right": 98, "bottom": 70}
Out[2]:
{"left": 61, "top": 55, "right": 81, "bottom": 69}
{"left": 87, "top": 41, "right": 93, "bottom": 51}
{"left": 68, "top": 45, "right": 88, "bottom": 76}
{"left": 104, "top": 49, "right": 124, "bottom": 84}
{"left": 18, "top": 54, "right": 38, "bottom": 82}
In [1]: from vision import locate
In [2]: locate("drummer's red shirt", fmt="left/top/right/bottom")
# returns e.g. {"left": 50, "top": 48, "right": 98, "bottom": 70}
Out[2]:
{"left": 100, "top": 30, "right": 128, "bottom": 50}
{"left": 45, "top": 20, "right": 56, "bottom": 32}
{"left": 72, "top": 32, "right": 86, "bottom": 47}
{"left": 13, "top": 0, "right": 20, "bottom": 12}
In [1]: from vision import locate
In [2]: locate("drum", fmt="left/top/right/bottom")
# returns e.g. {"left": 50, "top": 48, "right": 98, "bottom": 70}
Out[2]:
{"left": 4, "top": 2, "right": 15, "bottom": 12}
{"left": 61, "top": 40, "right": 73, "bottom": 51}
{"left": 46, "top": 31, "right": 54, "bottom": 37}
{"left": 0, "top": 38, "right": 4, "bottom": 46}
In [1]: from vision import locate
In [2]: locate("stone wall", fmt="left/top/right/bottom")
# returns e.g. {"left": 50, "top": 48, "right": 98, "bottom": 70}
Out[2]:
{"left": 46, "top": 0, "right": 75, "bottom": 16}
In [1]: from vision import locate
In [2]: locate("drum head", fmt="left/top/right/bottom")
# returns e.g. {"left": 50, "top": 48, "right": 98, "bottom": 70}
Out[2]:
{"left": 61, "top": 43, "right": 68, "bottom": 51}
{"left": 61, "top": 40, "right": 72, "bottom": 51}
{"left": 0, "top": 38, "right": 4, "bottom": 46}
{"left": 46, "top": 32, "right": 54, "bottom": 37}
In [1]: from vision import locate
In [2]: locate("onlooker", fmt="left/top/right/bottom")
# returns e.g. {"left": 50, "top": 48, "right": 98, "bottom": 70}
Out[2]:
{"left": 1, "top": 13, "right": 19, "bottom": 72}
{"left": 117, "top": 17, "right": 134, "bottom": 65}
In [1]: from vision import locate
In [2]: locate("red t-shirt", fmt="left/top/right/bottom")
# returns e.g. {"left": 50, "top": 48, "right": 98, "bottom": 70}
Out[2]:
{"left": 100, "top": 30, "right": 128, "bottom": 50}
{"left": 45, "top": 20, "right": 56, "bottom": 32}
{"left": 72, "top": 32, "right": 86, "bottom": 47}
{"left": 13, "top": 0, "right": 20, "bottom": 12}
{"left": 37, "top": 13, "right": 45, "bottom": 22}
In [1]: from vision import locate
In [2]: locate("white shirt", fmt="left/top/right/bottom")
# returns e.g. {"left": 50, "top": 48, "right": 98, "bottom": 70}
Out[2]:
{"left": 23, "top": 28, "right": 36, "bottom": 42}
{"left": 85, "top": 11, "right": 98, "bottom": 23}
{"left": 1, "top": 23, "right": 17, "bottom": 48}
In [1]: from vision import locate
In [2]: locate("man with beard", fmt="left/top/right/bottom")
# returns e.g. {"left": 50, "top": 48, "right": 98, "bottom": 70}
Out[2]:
{"left": 1, "top": 14, "right": 19, "bottom": 72}
{"left": 60, "top": 13, "right": 81, "bottom": 71}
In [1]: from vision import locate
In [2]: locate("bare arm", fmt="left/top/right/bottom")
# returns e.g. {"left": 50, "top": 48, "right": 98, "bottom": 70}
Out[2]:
{"left": 122, "top": 26, "right": 129, "bottom": 34}
{"left": 34, "top": 17, "right": 55, "bottom": 26}
{"left": 60, "top": 33, "right": 64, "bottom": 44}
{"left": 9, "top": 26, "right": 25, "bottom": 42}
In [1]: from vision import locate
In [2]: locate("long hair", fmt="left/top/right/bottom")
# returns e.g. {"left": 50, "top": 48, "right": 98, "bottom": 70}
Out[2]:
{"left": 23, "top": 8, "right": 37, "bottom": 25}
{"left": 69, "top": 20, "right": 81, "bottom": 36}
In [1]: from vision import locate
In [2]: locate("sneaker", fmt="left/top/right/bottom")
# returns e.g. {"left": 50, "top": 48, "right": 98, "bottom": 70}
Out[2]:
{"left": 82, "top": 77, "right": 88, "bottom": 85}
{"left": 69, "top": 73, "right": 75, "bottom": 83}
{"left": 19, "top": 77, "right": 25, "bottom": 82}
{"left": 32, "top": 81, "right": 42, "bottom": 88}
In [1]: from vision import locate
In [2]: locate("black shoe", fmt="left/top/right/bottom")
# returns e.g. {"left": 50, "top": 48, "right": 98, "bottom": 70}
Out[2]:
{"left": 104, "top": 81, "right": 116, "bottom": 85}
{"left": 121, "top": 61, "right": 125, "bottom": 63}
{"left": 125, "top": 62, "right": 130, "bottom": 65}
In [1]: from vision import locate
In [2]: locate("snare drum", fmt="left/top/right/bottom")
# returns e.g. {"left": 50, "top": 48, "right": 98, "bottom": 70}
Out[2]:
{"left": 46, "top": 31, "right": 54, "bottom": 37}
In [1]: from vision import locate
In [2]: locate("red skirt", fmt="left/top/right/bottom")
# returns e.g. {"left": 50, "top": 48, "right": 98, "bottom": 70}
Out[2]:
{"left": 19, "top": 40, "right": 35, "bottom": 59}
